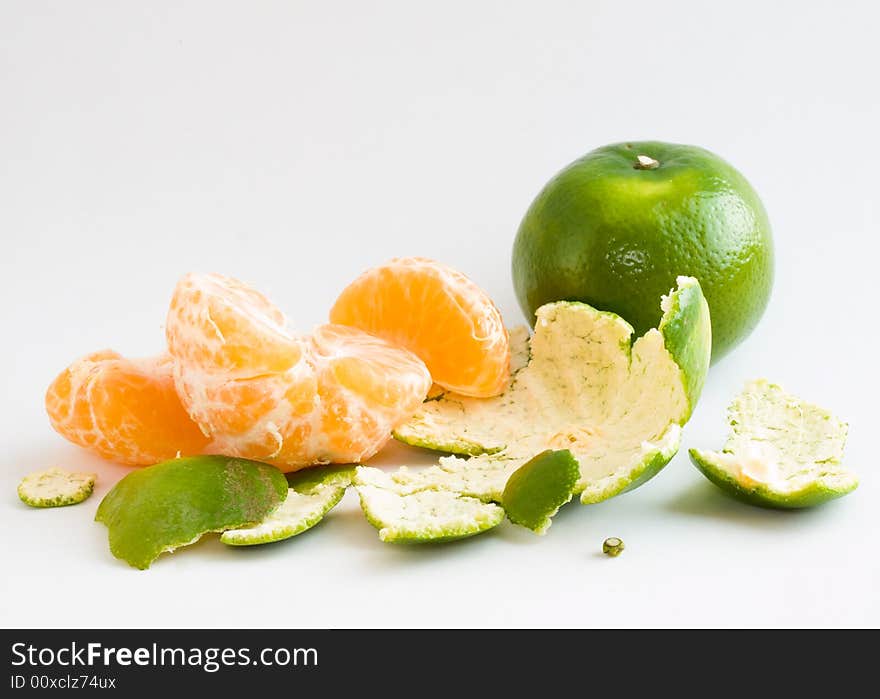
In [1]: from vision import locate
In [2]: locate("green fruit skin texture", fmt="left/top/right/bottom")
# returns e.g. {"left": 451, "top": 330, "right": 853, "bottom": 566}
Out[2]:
{"left": 659, "top": 277, "right": 712, "bottom": 418}
{"left": 501, "top": 449, "right": 579, "bottom": 533}
{"left": 513, "top": 141, "right": 774, "bottom": 362}
{"left": 96, "top": 455, "right": 288, "bottom": 569}
{"left": 689, "top": 449, "right": 856, "bottom": 510}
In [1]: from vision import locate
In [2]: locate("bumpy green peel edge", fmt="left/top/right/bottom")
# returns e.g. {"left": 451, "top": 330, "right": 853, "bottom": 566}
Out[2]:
{"left": 581, "top": 424, "right": 682, "bottom": 504}
{"left": 393, "top": 276, "right": 711, "bottom": 514}
{"left": 688, "top": 379, "right": 857, "bottom": 509}
{"left": 501, "top": 450, "right": 579, "bottom": 534}
{"left": 96, "top": 455, "right": 288, "bottom": 569}
{"left": 221, "top": 465, "right": 355, "bottom": 546}
{"left": 659, "top": 275, "right": 712, "bottom": 419}
{"left": 18, "top": 467, "right": 96, "bottom": 508}
{"left": 689, "top": 448, "right": 856, "bottom": 509}
{"left": 354, "top": 467, "right": 504, "bottom": 544}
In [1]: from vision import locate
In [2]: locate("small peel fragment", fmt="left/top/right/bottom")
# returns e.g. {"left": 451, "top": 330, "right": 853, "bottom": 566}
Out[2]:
{"left": 18, "top": 467, "right": 96, "bottom": 508}
{"left": 394, "top": 277, "right": 711, "bottom": 506}
{"left": 221, "top": 465, "right": 355, "bottom": 546}
{"left": 689, "top": 379, "right": 857, "bottom": 509}
{"left": 501, "top": 450, "right": 579, "bottom": 534}
{"left": 96, "top": 455, "right": 287, "bottom": 569}
{"left": 354, "top": 467, "right": 504, "bottom": 543}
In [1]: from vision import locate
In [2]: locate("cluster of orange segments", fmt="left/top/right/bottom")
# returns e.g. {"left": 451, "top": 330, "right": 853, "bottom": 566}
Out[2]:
{"left": 46, "top": 258, "right": 511, "bottom": 471}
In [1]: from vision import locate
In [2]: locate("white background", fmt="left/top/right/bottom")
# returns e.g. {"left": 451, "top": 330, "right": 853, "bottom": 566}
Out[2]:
{"left": 2, "top": 0, "right": 878, "bottom": 629}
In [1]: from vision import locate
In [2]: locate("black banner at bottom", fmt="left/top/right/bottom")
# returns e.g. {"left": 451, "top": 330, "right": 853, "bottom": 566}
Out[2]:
{"left": 0, "top": 628, "right": 867, "bottom": 693}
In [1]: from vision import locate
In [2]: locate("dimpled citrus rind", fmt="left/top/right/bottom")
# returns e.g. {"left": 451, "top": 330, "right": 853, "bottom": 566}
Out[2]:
{"left": 690, "top": 449, "right": 856, "bottom": 509}
{"left": 95, "top": 455, "right": 287, "bottom": 569}
{"left": 659, "top": 276, "right": 712, "bottom": 418}
{"left": 392, "top": 277, "right": 709, "bottom": 510}
{"left": 688, "top": 380, "right": 857, "bottom": 509}
{"left": 501, "top": 450, "right": 580, "bottom": 534}
{"left": 221, "top": 465, "right": 356, "bottom": 545}
{"left": 354, "top": 467, "right": 504, "bottom": 543}
{"left": 284, "top": 464, "right": 357, "bottom": 494}
{"left": 18, "top": 468, "right": 97, "bottom": 508}
{"left": 220, "top": 488, "right": 345, "bottom": 546}
{"left": 369, "top": 449, "right": 584, "bottom": 534}
{"left": 584, "top": 424, "right": 681, "bottom": 503}
{"left": 513, "top": 141, "right": 772, "bottom": 362}
{"left": 373, "top": 458, "right": 515, "bottom": 504}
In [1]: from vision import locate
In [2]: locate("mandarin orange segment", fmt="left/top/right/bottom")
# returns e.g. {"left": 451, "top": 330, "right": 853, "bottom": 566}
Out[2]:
{"left": 171, "top": 354, "right": 319, "bottom": 463}
{"left": 310, "top": 324, "right": 431, "bottom": 463}
{"left": 166, "top": 272, "right": 301, "bottom": 374}
{"left": 166, "top": 274, "right": 431, "bottom": 471}
{"left": 329, "top": 257, "right": 510, "bottom": 398}
{"left": 45, "top": 352, "right": 210, "bottom": 466}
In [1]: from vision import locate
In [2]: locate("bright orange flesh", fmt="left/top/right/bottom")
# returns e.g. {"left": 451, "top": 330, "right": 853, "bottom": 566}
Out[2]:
{"left": 329, "top": 257, "right": 510, "bottom": 397}
{"left": 45, "top": 352, "right": 210, "bottom": 466}
{"left": 166, "top": 272, "right": 301, "bottom": 374}
{"left": 167, "top": 273, "right": 431, "bottom": 471}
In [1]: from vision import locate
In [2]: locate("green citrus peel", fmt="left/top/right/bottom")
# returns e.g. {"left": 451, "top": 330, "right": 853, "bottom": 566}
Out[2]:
{"left": 18, "top": 467, "right": 96, "bottom": 508}
{"left": 221, "top": 465, "right": 355, "bottom": 546}
{"left": 354, "top": 467, "right": 504, "bottom": 543}
{"left": 96, "top": 455, "right": 287, "bottom": 569}
{"left": 393, "top": 277, "right": 710, "bottom": 515}
{"left": 512, "top": 141, "right": 773, "bottom": 362}
{"left": 689, "top": 380, "right": 857, "bottom": 509}
{"left": 501, "top": 450, "right": 579, "bottom": 534}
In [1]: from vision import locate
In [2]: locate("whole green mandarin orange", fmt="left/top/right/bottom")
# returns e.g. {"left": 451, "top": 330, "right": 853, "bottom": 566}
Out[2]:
{"left": 512, "top": 142, "right": 774, "bottom": 362}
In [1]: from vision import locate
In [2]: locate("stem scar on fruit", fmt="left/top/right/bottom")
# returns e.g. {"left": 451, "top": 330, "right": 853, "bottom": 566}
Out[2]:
{"left": 634, "top": 154, "right": 660, "bottom": 170}
{"left": 603, "top": 537, "right": 625, "bottom": 557}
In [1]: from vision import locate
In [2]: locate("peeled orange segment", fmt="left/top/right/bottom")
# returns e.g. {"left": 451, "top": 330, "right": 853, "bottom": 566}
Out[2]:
{"left": 170, "top": 342, "right": 320, "bottom": 466}
{"left": 167, "top": 273, "right": 431, "bottom": 471}
{"left": 45, "top": 352, "right": 210, "bottom": 466}
{"left": 330, "top": 257, "right": 510, "bottom": 398}
{"left": 166, "top": 272, "right": 301, "bottom": 374}
{"left": 310, "top": 324, "right": 432, "bottom": 464}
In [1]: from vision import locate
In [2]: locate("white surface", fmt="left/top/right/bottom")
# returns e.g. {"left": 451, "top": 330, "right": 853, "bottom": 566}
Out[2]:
{"left": 1, "top": 0, "right": 878, "bottom": 629}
